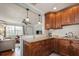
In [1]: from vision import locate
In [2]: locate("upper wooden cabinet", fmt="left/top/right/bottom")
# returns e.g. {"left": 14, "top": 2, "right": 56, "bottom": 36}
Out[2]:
{"left": 61, "top": 10, "right": 68, "bottom": 25}
{"left": 45, "top": 12, "right": 56, "bottom": 29}
{"left": 45, "top": 5, "right": 79, "bottom": 30}
{"left": 45, "top": 12, "right": 62, "bottom": 29}
{"left": 45, "top": 13, "right": 51, "bottom": 29}
{"left": 67, "top": 7, "right": 75, "bottom": 24}
{"left": 61, "top": 7, "right": 74, "bottom": 25}
{"left": 55, "top": 12, "right": 62, "bottom": 28}
{"left": 72, "top": 5, "right": 79, "bottom": 24}
{"left": 49, "top": 13, "right": 56, "bottom": 29}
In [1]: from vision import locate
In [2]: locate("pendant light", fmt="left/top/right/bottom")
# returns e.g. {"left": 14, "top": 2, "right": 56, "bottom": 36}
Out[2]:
{"left": 26, "top": 8, "right": 30, "bottom": 22}
{"left": 38, "top": 14, "right": 41, "bottom": 24}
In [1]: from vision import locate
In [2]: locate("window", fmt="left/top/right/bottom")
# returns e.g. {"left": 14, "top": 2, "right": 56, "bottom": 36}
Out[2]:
{"left": 6, "top": 25, "right": 23, "bottom": 37}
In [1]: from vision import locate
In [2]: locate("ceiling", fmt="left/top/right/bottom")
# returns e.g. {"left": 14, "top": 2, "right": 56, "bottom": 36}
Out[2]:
{"left": 31, "top": 3, "right": 77, "bottom": 13}
{"left": 0, "top": 3, "right": 77, "bottom": 25}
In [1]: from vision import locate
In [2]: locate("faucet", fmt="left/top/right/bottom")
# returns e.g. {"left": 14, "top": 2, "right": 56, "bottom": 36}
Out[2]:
{"left": 47, "top": 29, "right": 52, "bottom": 37}
{"left": 67, "top": 32, "right": 74, "bottom": 37}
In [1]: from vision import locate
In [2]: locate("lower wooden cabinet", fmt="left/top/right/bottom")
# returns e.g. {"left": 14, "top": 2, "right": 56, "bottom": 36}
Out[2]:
{"left": 58, "top": 39, "right": 79, "bottom": 56}
{"left": 75, "top": 47, "right": 79, "bottom": 56}
{"left": 53, "top": 38, "right": 59, "bottom": 53}
{"left": 23, "top": 38, "right": 79, "bottom": 56}
{"left": 70, "top": 40, "right": 79, "bottom": 56}
{"left": 58, "top": 39, "right": 70, "bottom": 56}
{"left": 23, "top": 38, "right": 54, "bottom": 56}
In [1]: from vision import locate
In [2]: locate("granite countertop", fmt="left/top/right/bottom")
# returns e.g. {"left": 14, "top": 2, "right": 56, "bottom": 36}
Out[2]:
{"left": 23, "top": 37, "right": 50, "bottom": 43}
{"left": 23, "top": 36, "right": 79, "bottom": 43}
{"left": 60, "top": 37, "right": 79, "bottom": 40}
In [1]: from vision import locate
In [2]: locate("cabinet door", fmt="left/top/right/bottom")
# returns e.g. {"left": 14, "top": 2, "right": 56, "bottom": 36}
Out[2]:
{"left": 58, "top": 39, "right": 70, "bottom": 56}
{"left": 45, "top": 13, "right": 56, "bottom": 29}
{"left": 77, "top": 5, "right": 79, "bottom": 23}
{"left": 71, "top": 40, "right": 79, "bottom": 56}
{"left": 73, "top": 5, "right": 79, "bottom": 24}
{"left": 45, "top": 14, "right": 51, "bottom": 29}
{"left": 62, "top": 8, "right": 74, "bottom": 25}
{"left": 50, "top": 39, "right": 54, "bottom": 52}
{"left": 75, "top": 48, "right": 79, "bottom": 56}
{"left": 67, "top": 8, "right": 75, "bottom": 24}
{"left": 53, "top": 39, "right": 59, "bottom": 53}
{"left": 62, "top": 10, "right": 68, "bottom": 25}
{"left": 56, "top": 12, "right": 62, "bottom": 28}
{"left": 50, "top": 13, "right": 56, "bottom": 29}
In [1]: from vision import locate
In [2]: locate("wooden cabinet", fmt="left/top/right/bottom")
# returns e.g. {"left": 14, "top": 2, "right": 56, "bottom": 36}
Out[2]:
{"left": 61, "top": 5, "right": 79, "bottom": 25}
{"left": 45, "top": 12, "right": 62, "bottom": 29}
{"left": 23, "top": 39, "right": 54, "bottom": 56}
{"left": 53, "top": 39, "right": 70, "bottom": 56}
{"left": 53, "top": 38, "right": 59, "bottom": 53}
{"left": 23, "top": 38, "right": 79, "bottom": 56}
{"left": 45, "top": 12, "right": 55, "bottom": 29}
{"left": 50, "top": 13, "right": 56, "bottom": 29}
{"left": 74, "top": 47, "right": 79, "bottom": 56}
{"left": 66, "top": 8, "right": 75, "bottom": 25}
{"left": 72, "top": 5, "right": 79, "bottom": 24}
{"left": 58, "top": 39, "right": 70, "bottom": 56}
{"left": 45, "top": 14, "right": 51, "bottom": 29}
{"left": 61, "top": 8, "right": 74, "bottom": 25}
{"left": 61, "top": 10, "right": 68, "bottom": 25}
{"left": 50, "top": 39, "right": 54, "bottom": 52}
{"left": 70, "top": 40, "right": 79, "bottom": 56}
{"left": 54, "top": 39, "right": 79, "bottom": 56}
{"left": 45, "top": 5, "right": 79, "bottom": 29}
{"left": 55, "top": 12, "right": 62, "bottom": 28}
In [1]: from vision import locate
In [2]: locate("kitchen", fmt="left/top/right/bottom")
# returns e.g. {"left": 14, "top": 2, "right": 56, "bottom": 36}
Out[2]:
{"left": 0, "top": 3, "right": 79, "bottom": 56}
{"left": 23, "top": 3, "right": 79, "bottom": 56}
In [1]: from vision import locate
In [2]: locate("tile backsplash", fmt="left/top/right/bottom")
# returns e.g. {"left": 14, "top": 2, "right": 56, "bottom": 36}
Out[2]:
{"left": 45, "top": 24, "right": 79, "bottom": 37}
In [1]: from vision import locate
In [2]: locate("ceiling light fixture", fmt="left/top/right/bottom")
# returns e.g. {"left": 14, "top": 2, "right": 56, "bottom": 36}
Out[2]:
{"left": 22, "top": 8, "right": 31, "bottom": 25}
{"left": 53, "top": 7, "right": 57, "bottom": 10}
{"left": 38, "top": 21, "right": 41, "bottom": 24}
{"left": 38, "top": 14, "right": 41, "bottom": 24}
{"left": 26, "top": 8, "right": 30, "bottom": 22}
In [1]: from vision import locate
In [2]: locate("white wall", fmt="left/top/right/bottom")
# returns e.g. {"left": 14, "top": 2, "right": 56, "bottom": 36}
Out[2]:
{"left": 45, "top": 24, "right": 79, "bottom": 37}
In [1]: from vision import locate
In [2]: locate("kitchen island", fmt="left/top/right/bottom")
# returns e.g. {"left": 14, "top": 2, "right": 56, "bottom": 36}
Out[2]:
{"left": 23, "top": 37, "right": 79, "bottom": 56}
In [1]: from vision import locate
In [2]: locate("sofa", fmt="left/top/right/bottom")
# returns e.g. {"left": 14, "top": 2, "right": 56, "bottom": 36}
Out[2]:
{"left": 0, "top": 39, "right": 16, "bottom": 52}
